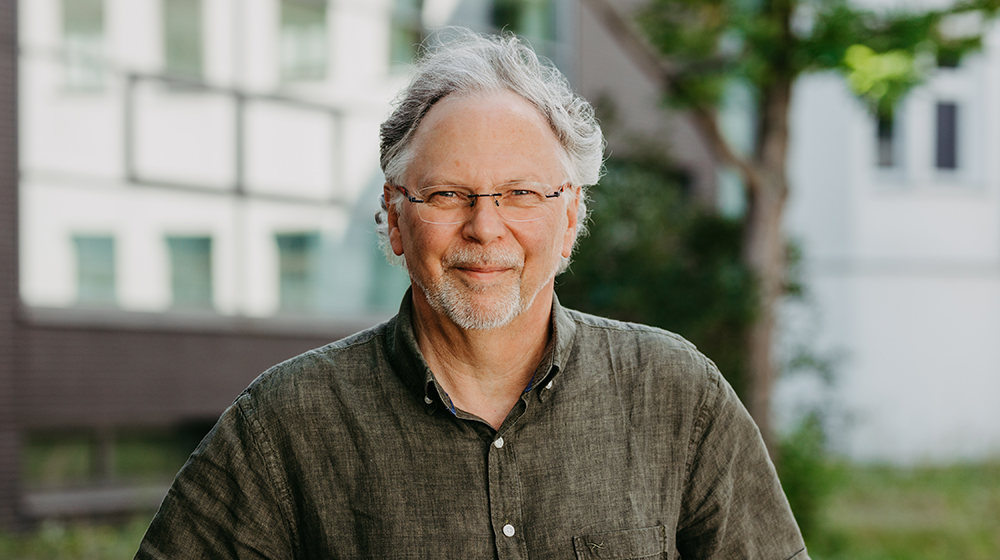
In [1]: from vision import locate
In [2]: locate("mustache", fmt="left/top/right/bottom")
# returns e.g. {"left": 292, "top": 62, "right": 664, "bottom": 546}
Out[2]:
{"left": 443, "top": 246, "right": 523, "bottom": 269}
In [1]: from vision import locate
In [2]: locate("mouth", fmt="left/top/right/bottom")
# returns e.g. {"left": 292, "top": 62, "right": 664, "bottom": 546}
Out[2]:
{"left": 453, "top": 265, "right": 514, "bottom": 282}
{"left": 443, "top": 247, "right": 523, "bottom": 282}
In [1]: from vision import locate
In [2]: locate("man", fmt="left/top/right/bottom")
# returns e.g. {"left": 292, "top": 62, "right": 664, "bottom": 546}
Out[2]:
{"left": 137, "top": 30, "right": 808, "bottom": 559}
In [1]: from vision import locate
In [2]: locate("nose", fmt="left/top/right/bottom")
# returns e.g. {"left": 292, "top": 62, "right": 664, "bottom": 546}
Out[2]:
{"left": 462, "top": 194, "right": 507, "bottom": 245}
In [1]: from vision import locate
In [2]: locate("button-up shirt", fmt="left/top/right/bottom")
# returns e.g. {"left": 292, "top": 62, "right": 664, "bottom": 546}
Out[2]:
{"left": 136, "top": 294, "right": 808, "bottom": 559}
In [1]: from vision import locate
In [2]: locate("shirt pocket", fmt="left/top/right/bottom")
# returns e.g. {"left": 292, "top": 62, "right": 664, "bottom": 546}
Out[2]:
{"left": 572, "top": 525, "right": 670, "bottom": 559}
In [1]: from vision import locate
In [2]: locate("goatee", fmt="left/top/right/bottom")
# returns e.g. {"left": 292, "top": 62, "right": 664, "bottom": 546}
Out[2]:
{"left": 412, "top": 245, "right": 534, "bottom": 330}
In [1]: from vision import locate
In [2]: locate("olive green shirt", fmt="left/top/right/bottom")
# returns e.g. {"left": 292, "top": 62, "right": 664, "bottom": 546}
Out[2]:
{"left": 136, "top": 294, "right": 808, "bottom": 559}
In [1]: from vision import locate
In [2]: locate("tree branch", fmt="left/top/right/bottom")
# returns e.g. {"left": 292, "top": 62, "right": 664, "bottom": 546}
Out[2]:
{"left": 689, "top": 106, "right": 763, "bottom": 194}
{"left": 580, "top": 0, "right": 756, "bottom": 188}
{"left": 578, "top": 0, "right": 677, "bottom": 93}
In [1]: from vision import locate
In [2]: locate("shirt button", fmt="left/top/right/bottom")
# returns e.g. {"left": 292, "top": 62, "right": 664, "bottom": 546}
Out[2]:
{"left": 424, "top": 396, "right": 433, "bottom": 405}
{"left": 502, "top": 524, "right": 515, "bottom": 537}
{"left": 493, "top": 437, "right": 504, "bottom": 449}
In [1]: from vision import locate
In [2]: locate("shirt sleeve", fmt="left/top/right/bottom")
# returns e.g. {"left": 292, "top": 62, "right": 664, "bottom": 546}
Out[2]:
{"left": 135, "top": 393, "right": 297, "bottom": 560}
{"left": 675, "top": 359, "right": 810, "bottom": 560}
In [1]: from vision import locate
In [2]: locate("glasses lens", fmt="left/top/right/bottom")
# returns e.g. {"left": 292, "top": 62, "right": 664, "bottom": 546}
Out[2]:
{"left": 416, "top": 187, "right": 472, "bottom": 224}
{"left": 412, "top": 183, "right": 562, "bottom": 224}
{"left": 495, "top": 183, "right": 552, "bottom": 222}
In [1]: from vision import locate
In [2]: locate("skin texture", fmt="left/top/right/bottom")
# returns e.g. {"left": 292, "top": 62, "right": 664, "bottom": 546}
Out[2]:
{"left": 384, "top": 90, "right": 580, "bottom": 429}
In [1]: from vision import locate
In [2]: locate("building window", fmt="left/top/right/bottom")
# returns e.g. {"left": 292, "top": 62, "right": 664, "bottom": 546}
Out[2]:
{"left": 937, "top": 48, "right": 961, "bottom": 69}
{"left": 63, "top": 0, "right": 104, "bottom": 90}
{"left": 877, "top": 111, "right": 895, "bottom": 168}
{"left": 390, "top": 0, "right": 423, "bottom": 67}
{"left": 936, "top": 101, "right": 958, "bottom": 170}
{"left": 73, "top": 235, "right": 116, "bottom": 306}
{"left": 281, "top": 0, "right": 328, "bottom": 81}
{"left": 164, "top": 0, "right": 203, "bottom": 80}
{"left": 276, "top": 232, "right": 320, "bottom": 313}
{"left": 167, "top": 236, "right": 213, "bottom": 309}
{"left": 491, "top": 0, "right": 555, "bottom": 46}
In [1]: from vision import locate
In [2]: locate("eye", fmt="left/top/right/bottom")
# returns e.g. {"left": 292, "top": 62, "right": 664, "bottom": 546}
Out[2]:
{"left": 421, "top": 187, "right": 471, "bottom": 206}
{"left": 501, "top": 183, "right": 546, "bottom": 198}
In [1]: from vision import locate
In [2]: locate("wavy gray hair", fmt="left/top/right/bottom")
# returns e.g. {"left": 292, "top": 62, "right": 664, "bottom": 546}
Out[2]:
{"left": 374, "top": 29, "right": 605, "bottom": 270}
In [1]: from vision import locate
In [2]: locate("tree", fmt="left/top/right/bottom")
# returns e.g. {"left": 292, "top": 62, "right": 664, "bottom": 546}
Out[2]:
{"left": 558, "top": 156, "right": 756, "bottom": 399}
{"left": 581, "top": 0, "right": 1000, "bottom": 454}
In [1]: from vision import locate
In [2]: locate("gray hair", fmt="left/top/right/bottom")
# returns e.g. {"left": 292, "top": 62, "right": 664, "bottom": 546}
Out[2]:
{"left": 374, "top": 29, "right": 605, "bottom": 269}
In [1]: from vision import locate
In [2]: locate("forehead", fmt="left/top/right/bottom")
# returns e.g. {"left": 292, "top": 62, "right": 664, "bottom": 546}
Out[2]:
{"left": 405, "top": 90, "right": 565, "bottom": 186}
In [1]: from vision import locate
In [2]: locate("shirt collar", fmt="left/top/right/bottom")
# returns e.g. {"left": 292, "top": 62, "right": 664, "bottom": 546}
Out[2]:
{"left": 385, "top": 288, "right": 578, "bottom": 411}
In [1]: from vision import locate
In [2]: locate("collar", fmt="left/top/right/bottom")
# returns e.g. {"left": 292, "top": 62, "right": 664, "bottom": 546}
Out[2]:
{"left": 385, "top": 288, "right": 578, "bottom": 413}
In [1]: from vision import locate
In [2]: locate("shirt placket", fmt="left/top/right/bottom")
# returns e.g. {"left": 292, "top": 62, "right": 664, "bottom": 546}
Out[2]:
{"left": 487, "top": 425, "right": 529, "bottom": 560}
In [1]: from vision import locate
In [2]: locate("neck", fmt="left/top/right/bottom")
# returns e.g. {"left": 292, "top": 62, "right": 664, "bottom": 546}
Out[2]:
{"left": 410, "top": 286, "right": 553, "bottom": 430}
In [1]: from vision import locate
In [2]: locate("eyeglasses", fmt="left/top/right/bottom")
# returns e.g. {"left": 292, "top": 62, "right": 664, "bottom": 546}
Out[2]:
{"left": 397, "top": 182, "right": 566, "bottom": 225}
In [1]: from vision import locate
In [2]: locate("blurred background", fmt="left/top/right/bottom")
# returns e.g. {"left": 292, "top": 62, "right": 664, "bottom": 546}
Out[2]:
{"left": 0, "top": 0, "right": 999, "bottom": 558}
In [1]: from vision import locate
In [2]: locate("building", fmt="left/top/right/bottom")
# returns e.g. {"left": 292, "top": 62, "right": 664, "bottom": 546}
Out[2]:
{"left": 782, "top": 24, "right": 1000, "bottom": 462}
{"left": 5, "top": 0, "right": 425, "bottom": 528}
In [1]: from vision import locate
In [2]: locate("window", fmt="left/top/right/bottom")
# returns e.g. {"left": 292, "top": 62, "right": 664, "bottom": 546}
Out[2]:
{"left": 281, "top": 0, "right": 328, "bottom": 81}
{"left": 63, "top": 0, "right": 104, "bottom": 90}
{"left": 167, "top": 236, "right": 213, "bottom": 309}
{"left": 936, "top": 101, "right": 958, "bottom": 170}
{"left": 491, "top": 0, "right": 555, "bottom": 46}
{"left": 937, "top": 48, "right": 961, "bottom": 69}
{"left": 390, "top": 0, "right": 423, "bottom": 67}
{"left": 876, "top": 111, "right": 895, "bottom": 168}
{"left": 73, "top": 235, "right": 116, "bottom": 306}
{"left": 276, "top": 232, "right": 321, "bottom": 313}
{"left": 164, "top": 0, "right": 203, "bottom": 80}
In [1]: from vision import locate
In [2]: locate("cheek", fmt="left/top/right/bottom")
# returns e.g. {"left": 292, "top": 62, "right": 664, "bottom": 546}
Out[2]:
{"left": 402, "top": 219, "right": 455, "bottom": 268}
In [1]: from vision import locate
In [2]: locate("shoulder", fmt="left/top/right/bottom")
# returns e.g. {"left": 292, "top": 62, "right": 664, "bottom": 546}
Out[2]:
{"left": 558, "top": 308, "right": 729, "bottom": 423}
{"left": 236, "top": 319, "right": 393, "bottom": 416}
{"left": 564, "top": 308, "right": 719, "bottom": 383}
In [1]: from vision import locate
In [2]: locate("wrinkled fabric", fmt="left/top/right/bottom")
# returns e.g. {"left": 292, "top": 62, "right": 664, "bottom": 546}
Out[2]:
{"left": 136, "top": 293, "right": 808, "bottom": 560}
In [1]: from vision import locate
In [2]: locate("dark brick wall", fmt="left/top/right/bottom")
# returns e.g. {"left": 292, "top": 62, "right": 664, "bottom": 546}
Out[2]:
{"left": 20, "top": 322, "right": 341, "bottom": 430}
{"left": 0, "top": 0, "right": 21, "bottom": 531}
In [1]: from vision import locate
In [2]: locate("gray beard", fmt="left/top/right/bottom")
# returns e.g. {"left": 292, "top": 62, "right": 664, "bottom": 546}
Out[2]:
{"left": 411, "top": 246, "right": 535, "bottom": 330}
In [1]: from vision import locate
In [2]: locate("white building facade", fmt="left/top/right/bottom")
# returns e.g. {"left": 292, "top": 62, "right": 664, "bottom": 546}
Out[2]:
{"left": 783, "top": 25, "right": 1000, "bottom": 462}
{"left": 19, "top": 0, "right": 423, "bottom": 321}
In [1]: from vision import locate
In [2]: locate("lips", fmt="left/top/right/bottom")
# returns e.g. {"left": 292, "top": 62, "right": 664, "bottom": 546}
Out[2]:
{"left": 442, "top": 246, "right": 523, "bottom": 274}
{"left": 459, "top": 266, "right": 510, "bottom": 274}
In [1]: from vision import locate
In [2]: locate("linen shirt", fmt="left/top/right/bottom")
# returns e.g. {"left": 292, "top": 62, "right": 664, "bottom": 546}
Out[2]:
{"left": 136, "top": 294, "right": 808, "bottom": 559}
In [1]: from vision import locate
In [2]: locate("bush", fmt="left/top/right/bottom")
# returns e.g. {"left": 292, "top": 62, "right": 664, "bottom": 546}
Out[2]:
{"left": 558, "top": 155, "right": 756, "bottom": 398}
{"left": 778, "top": 413, "right": 838, "bottom": 543}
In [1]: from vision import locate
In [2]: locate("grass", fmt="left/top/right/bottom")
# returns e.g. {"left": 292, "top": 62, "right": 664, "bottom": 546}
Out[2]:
{"left": 808, "top": 462, "right": 1000, "bottom": 560}
{"left": 0, "top": 515, "right": 153, "bottom": 560}
{"left": 1, "top": 463, "right": 999, "bottom": 559}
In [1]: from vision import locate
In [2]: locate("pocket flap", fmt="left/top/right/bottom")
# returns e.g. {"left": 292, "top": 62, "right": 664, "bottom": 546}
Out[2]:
{"left": 572, "top": 525, "right": 667, "bottom": 559}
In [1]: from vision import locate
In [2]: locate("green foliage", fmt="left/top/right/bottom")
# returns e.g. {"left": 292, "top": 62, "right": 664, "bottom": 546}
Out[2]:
{"left": 557, "top": 156, "right": 756, "bottom": 397}
{"left": 638, "top": 0, "right": 1000, "bottom": 115}
{"left": 841, "top": 45, "right": 920, "bottom": 113}
{"left": 810, "top": 462, "right": 1000, "bottom": 559}
{"left": 778, "top": 413, "right": 839, "bottom": 543}
{"left": 0, "top": 515, "right": 152, "bottom": 560}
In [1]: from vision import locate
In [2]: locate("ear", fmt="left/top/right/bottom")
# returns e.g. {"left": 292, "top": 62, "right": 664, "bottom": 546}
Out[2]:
{"left": 384, "top": 183, "right": 405, "bottom": 257}
{"left": 560, "top": 184, "right": 581, "bottom": 259}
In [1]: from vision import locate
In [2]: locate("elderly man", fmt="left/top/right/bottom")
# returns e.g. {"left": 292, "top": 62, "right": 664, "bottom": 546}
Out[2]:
{"left": 137, "top": 31, "right": 808, "bottom": 559}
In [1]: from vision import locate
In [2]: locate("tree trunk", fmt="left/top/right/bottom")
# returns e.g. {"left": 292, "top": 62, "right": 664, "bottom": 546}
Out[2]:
{"left": 741, "top": 79, "right": 792, "bottom": 458}
{"left": 578, "top": 0, "right": 795, "bottom": 459}
{"left": 741, "top": 177, "right": 787, "bottom": 457}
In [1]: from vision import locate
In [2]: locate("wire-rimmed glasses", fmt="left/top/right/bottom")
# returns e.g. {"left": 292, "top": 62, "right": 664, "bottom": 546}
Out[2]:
{"left": 397, "top": 182, "right": 566, "bottom": 225}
